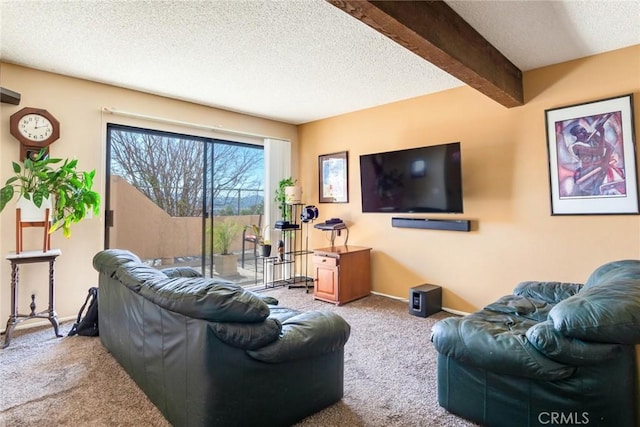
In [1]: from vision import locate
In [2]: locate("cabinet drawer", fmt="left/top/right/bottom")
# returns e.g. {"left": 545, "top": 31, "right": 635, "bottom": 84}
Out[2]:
{"left": 313, "top": 255, "right": 338, "bottom": 267}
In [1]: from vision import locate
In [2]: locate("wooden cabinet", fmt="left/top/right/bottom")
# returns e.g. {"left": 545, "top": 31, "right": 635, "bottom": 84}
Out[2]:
{"left": 313, "top": 245, "right": 371, "bottom": 305}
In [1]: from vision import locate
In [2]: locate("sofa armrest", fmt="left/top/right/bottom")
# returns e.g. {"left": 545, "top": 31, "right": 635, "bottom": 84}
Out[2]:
{"left": 526, "top": 320, "right": 622, "bottom": 365}
{"left": 209, "top": 318, "right": 282, "bottom": 350}
{"left": 258, "top": 295, "right": 279, "bottom": 306}
{"left": 513, "top": 281, "right": 583, "bottom": 304}
{"left": 549, "top": 278, "right": 640, "bottom": 344}
{"left": 246, "top": 311, "right": 350, "bottom": 363}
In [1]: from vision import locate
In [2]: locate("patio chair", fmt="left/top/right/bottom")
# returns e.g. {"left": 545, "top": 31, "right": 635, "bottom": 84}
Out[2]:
{"left": 241, "top": 214, "right": 262, "bottom": 269}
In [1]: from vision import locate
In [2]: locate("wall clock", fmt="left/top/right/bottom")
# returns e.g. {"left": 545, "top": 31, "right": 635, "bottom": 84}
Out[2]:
{"left": 10, "top": 107, "right": 60, "bottom": 161}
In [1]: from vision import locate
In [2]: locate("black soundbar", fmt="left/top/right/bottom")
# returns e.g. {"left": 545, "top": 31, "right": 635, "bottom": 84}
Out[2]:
{"left": 391, "top": 217, "right": 471, "bottom": 232}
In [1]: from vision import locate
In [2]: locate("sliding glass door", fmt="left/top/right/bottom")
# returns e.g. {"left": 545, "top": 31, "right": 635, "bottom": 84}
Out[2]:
{"left": 105, "top": 124, "right": 264, "bottom": 286}
{"left": 201, "top": 138, "right": 265, "bottom": 281}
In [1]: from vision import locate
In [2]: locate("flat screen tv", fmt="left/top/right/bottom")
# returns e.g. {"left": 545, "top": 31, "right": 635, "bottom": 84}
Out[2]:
{"left": 359, "top": 142, "right": 463, "bottom": 213}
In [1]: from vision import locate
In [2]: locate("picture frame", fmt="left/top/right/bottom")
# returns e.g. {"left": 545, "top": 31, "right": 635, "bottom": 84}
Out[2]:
{"left": 545, "top": 94, "right": 639, "bottom": 215}
{"left": 319, "top": 151, "right": 349, "bottom": 203}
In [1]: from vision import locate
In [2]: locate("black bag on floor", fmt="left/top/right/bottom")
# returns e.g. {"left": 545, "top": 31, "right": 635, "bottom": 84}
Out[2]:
{"left": 68, "top": 287, "right": 99, "bottom": 337}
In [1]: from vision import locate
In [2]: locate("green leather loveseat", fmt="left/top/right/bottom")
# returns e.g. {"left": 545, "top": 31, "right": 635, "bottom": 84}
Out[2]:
{"left": 93, "top": 249, "right": 351, "bottom": 427}
{"left": 432, "top": 259, "right": 640, "bottom": 427}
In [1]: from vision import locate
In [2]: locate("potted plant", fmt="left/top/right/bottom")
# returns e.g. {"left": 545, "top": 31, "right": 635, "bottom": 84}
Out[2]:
{"left": 213, "top": 218, "right": 242, "bottom": 276}
{"left": 274, "top": 177, "right": 299, "bottom": 221}
{"left": 249, "top": 224, "right": 272, "bottom": 257}
{"left": 0, "top": 149, "right": 100, "bottom": 238}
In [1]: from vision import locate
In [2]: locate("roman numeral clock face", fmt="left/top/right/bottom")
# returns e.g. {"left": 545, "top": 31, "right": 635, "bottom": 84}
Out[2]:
{"left": 9, "top": 107, "right": 60, "bottom": 160}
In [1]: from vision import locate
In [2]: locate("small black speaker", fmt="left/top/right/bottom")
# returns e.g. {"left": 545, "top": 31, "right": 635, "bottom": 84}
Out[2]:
{"left": 301, "top": 205, "right": 318, "bottom": 223}
{"left": 409, "top": 284, "right": 442, "bottom": 317}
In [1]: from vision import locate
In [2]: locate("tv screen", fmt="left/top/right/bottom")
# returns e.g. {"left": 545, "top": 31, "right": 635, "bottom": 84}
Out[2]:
{"left": 359, "top": 142, "right": 463, "bottom": 213}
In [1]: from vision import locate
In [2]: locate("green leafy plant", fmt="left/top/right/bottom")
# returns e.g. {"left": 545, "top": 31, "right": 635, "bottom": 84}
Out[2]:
{"left": 0, "top": 149, "right": 100, "bottom": 238}
{"left": 213, "top": 218, "right": 242, "bottom": 255}
{"left": 274, "top": 177, "right": 296, "bottom": 221}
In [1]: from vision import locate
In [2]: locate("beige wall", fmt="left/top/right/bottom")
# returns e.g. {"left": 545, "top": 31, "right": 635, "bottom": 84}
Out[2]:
{"left": 1, "top": 46, "right": 639, "bottom": 325}
{"left": 0, "top": 63, "right": 298, "bottom": 326}
{"left": 299, "top": 45, "right": 640, "bottom": 312}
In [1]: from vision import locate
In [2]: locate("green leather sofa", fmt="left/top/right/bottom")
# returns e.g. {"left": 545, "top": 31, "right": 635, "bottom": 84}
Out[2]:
{"left": 93, "top": 249, "right": 351, "bottom": 427}
{"left": 432, "top": 259, "right": 640, "bottom": 427}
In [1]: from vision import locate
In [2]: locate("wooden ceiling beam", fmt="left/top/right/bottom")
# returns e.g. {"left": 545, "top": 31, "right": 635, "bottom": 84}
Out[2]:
{"left": 327, "top": 0, "right": 524, "bottom": 108}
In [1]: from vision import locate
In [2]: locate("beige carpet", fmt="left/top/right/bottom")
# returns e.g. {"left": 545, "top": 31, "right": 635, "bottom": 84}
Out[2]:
{"left": 0, "top": 287, "right": 477, "bottom": 427}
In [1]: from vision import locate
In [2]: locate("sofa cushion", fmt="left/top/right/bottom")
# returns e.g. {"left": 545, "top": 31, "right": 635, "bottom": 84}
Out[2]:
{"left": 431, "top": 311, "right": 575, "bottom": 380}
{"left": 268, "top": 306, "right": 302, "bottom": 323}
{"left": 513, "top": 281, "right": 582, "bottom": 304}
{"left": 138, "top": 277, "right": 270, "bottom": 323}
{"left": 549, "top": 278, "right": 640, "bottom": 344}
{"left": 160, "top": 266, "right": 202, "bottom": 278}
{"left": 484, "top": 294, "right": 553, "bottom": 322}
{"left": 526, "top": 320, "right": 622, "bottom": 365}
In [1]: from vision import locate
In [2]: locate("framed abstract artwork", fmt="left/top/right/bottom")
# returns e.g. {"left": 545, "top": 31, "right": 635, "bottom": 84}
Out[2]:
{"left": 545, "top": 94, "right": 639, "bottom": 215}
{"left": 318, "top": 151, "right": 348, "bottom": 203}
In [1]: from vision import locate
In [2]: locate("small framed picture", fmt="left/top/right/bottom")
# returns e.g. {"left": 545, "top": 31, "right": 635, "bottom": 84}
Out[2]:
{"left": 318, "top": 151, "right": 349, "bottom": 203}
{"left": 545, "top": 94, "right": 639, "bottom": 215}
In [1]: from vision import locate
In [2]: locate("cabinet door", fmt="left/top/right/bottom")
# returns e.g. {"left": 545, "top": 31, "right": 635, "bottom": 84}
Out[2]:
{"left": 315, "top": 263, "right": 338, "bottom": 301}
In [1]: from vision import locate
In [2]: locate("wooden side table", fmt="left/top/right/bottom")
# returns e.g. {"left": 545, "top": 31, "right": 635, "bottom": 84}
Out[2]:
{"left": 313, "top": 245, "right": 371, "bottom": 305}
{"left": 1, "top": 249, "right": 63, "bottom": 349}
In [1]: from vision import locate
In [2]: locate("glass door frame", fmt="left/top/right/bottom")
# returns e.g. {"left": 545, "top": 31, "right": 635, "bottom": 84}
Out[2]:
{"left": 105, "top": 123, "right": 265, "bottom": 285}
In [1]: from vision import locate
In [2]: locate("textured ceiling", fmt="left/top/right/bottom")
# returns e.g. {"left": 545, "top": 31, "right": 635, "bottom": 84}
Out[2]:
{"left": 1, "top": 0, "right": 639, "bottom": 125}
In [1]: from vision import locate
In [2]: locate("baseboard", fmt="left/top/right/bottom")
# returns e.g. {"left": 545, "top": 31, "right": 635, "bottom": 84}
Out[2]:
{"left": 440, "top": 307, "right": 470, "bottom": 316}
{"left": 370, "top": 291, "right": 471, "bottom": 316}
{"left": 370, "top": 290, "right": 406, "bottom": 301}
{"left": 0, "top": 315, "right": 75, "bottom": 335}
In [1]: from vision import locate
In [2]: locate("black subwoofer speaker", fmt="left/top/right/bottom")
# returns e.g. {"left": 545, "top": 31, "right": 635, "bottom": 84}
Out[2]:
{"left": 409, "top": 284, "right": 442, "bottom": 317}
